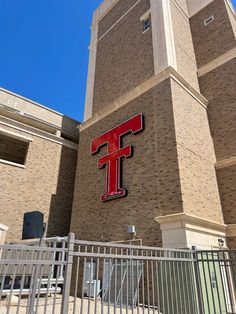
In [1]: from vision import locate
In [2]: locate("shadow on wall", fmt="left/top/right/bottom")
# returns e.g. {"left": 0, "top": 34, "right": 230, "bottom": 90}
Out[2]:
{"left": 47, "top": 119, "right": 78, "bottom": 237}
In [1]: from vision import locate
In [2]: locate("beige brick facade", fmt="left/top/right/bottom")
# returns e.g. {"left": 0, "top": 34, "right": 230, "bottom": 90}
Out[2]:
{"left": 190, "top": 0, "right": 236, "bottom": 247}
{"left": 1, "top": 0, "right": 236, "bottom": 250}
{"left": 199, "top": 59, "right": 236, "bottom": 161}
{"left": 171, "top": 0, "right": 200, "bottom": 90}
{"left": 190, "top": 0, "right": 236, "bottom": 68}
{"left": 72, "top": 0, "right": 236, "bottom": 249}
{"left": 0, "top": 89, "right": 79, "bottom": 243}
{"left": 92, "top": 0, "right": 154, "bottom": 114}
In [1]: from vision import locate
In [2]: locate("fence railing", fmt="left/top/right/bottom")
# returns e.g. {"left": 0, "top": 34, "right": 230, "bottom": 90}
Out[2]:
{"left": 196, "top": 249, "right": 236, "bottom": 314}
{"left": 0, "top": 237, "right": 68, "bottom": 314}
{"left": 0, "top": 234, "right": 235, "bottom": 314}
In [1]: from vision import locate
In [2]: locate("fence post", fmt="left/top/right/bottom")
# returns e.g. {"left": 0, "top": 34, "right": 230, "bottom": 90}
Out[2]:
{"left": 192, "top": 247, "right": 204, "bottom": 314}
{"left": 61, "top": 233, "right": 75, "bottom": 314}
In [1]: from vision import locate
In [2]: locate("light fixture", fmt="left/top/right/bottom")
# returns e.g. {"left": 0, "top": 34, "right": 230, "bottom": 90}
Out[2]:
{"left": 128, "top": 225, "right": 136, "bottom": 239}
{"left": 218, "top": 238, "right": 224, "bottom": 248}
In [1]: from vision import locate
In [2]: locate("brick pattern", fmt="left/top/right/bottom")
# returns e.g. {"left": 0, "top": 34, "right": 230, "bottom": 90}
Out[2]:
{"left": 71, "top": 77, "right": 224, "bottom": 244}
{"left": 98, "top": 0, "right": 140, "bottom": 38}
{"left": 170, "top": 1, "right": 199, "bottom": 90}
{"left": 199, "top": 59, "right": 236, "bottom": 161}
{"left": 171, "top": 80, "right": 223, "bottom": 223}
{"left": 227, "top": 236, "right": 236, "bottom": 249}
{"left": 190, "top": 0, "right": 236, "bottom": 68}
{"left": 92, "top": 0, "right": 154, "bottom": 115}
{"left": 0, "top": 125, "right": 77, "bottom": 242}
{"left": 71, "top": 80, "right": 183, "bottom": 247}
{"left": 217, "top": 165, "right": 236, "bottom": 225}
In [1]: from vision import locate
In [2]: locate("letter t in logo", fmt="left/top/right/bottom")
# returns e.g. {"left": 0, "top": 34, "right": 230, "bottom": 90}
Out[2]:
{"left": 91, "top": 114, "right": 143, "bottom": 201}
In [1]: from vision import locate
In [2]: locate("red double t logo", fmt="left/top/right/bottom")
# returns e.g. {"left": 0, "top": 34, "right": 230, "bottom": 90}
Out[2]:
{"left": 91, "top": 114, "right": 144, "bottom": 201}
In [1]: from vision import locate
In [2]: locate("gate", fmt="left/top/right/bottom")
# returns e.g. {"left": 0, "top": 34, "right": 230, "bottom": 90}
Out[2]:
{"left": 196, "top": 249, "right": 236, "bottom": 314}
{"left": 0, "top": 234, "right": 235, "bottom": 313}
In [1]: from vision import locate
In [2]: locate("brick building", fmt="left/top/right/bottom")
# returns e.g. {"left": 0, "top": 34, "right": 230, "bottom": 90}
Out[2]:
{"left": 71, "top": 0, "right": 236, "bottom": 250}
{"left": 0, "top": 88, "right": 79, "bottom": 242}
{"left": 0, "top": 0, "right": 236, "bottom": 250}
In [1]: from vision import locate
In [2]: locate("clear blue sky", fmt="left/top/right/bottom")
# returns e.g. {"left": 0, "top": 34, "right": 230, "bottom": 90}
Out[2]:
{"left": 0, "top": 0, "right": 235, "bottom": 122}
{"left": 0, "top": 0, "right": 102, "bottom": 121}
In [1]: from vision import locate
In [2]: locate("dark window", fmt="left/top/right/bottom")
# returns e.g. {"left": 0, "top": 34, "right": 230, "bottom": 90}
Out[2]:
{"left": 143, "top": 16, "right": 151, "bottom": 32}
{"left": 0, "top": 133, "right": 29, "bottom": 165}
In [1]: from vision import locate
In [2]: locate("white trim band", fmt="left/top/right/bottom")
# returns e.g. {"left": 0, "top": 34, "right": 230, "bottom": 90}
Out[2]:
{"left": 215, "top": 156, "right": 236, "bottom": 169}
{"left": 0, "top": 128, "right": 33, "bottom": 142}
{"left": 0, "top": 224, "right": 9, "bottom": 231}
{"left": 80, "top": 66, "right": 208, "bottom": 131}
{"left": 155, "top": 212, "right": 226, "bottom": 249}
{"left": 151, "top": 0, "right": 177, "bottom": 75}
{"left": 198, "top": 47, "right": 236, "bottom": 77}
{"left": 0, "top": 116, "right": 78, "bottom": 151}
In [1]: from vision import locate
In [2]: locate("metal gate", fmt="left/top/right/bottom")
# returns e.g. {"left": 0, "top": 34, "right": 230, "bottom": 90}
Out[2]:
{"left": 0, "top": 234, "right": 235, "bottom": 313}
{"left": 195, "top": 249, "right": 236, "bottom": 314}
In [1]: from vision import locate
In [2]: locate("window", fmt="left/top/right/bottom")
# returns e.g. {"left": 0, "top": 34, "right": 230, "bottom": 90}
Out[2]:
{"left": 204, "top": 15, "right": 214, "bottom": 26}
{"left": 143, "top": 16, "right": 151, "bottom": 32}
{"left": 0, "top": 132, "right": 29, "bottom": 166}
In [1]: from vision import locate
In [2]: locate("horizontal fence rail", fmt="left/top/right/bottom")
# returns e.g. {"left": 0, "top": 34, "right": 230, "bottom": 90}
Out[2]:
{"left": 196, "top": 249, "right": 236, "bottom": 314}
{"left": 0, "top": 237, "right": 68, "bottom": 314}
{"left": 68, "top": 239, "right": 198, "bottom": 314}
{"left": 0, "top": 234, "right": 236, "bottom": 314}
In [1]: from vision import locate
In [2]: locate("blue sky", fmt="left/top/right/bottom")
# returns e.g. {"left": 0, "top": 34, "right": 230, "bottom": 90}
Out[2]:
{"left": 0, "top": 0, "right": 235, "bottom": 122}
{"left": 0, "top": 0, "right": 102, "bottom": 121}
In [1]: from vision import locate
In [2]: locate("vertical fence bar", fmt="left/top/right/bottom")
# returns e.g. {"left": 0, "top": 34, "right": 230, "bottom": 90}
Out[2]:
{"left": 4, "top": 238, "right": 236, "bottom": 314}
{"left": 81, "top": 245, "right": 88, "bottom": 314}
{"left": 95, "top": 247, "right": 100, "bottom": 314}
{"left": 193, "top": 250, "right": 204, "bottom": 314}
{"left": 73, "top": 245, "right": 80, "bottom": 314}
{"left": 114, "top": 247, "right": 118, "bottom": 314}
{"left": 28, "top": 247, "right": 42, "bottom": 313}
{"left": 61, "top": 233, "right": 75, "bottom": 314}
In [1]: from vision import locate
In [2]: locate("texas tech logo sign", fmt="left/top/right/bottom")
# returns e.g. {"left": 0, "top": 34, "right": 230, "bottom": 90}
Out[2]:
{"left": 91, "top": 114, "right": 144, "bottom": 201}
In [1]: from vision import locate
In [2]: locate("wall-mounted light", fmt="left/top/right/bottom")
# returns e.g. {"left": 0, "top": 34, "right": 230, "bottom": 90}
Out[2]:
{"left": 128, "top": 225, "right": 136, "bottom": 239}
{"left": 218, "top": 238, "right": 224, "bottom": 248}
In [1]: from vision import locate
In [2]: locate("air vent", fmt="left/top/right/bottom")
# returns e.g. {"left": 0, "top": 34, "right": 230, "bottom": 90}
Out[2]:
{"left": 204, "top": 15, "right": 214, "bottom": 26}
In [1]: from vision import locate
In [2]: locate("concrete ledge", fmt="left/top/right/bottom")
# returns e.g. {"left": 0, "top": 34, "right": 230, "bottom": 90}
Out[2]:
{"left": 187, "top": 0, "right": 214, "bottom": 17}
{"left": 0, "top": 224, "right": 8, "bottom": 245}
{"left": 155, "top": 212, "right": 226, "bottom": 232}
{"left": 80, "top": 66, "right": 208, "bottom": 131}
{"left": 198, "top": 47, "right": 236, "bottom": 77}
{"left": 215, "top": 156, "right": 236, "bottom": 169}
{"left": 0, "top": 223, "right": 9, "bottom": 231}
{"left": 155, "top": 212, "right": 226, "bottom": 249}
{"left": 0, "top": 116, "right": 78, "bottom": 151}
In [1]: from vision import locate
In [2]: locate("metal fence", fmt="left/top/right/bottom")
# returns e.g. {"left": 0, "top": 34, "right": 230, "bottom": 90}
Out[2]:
{"left": 196, "top": 250, "right": 236, "bottom": 314}
{"left": 0, "top": 234, "right": 235, "bottom": 314}
{"left": 0, "top": 237, "right": 68, "bottom": 314}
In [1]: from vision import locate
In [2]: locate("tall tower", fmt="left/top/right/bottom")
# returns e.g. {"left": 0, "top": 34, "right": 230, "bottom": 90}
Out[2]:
{"left": 189, "top": 0, "right": 236, "bottom": 248}
{"left": 71, "top": 0, "right": 235, "bottom": 249}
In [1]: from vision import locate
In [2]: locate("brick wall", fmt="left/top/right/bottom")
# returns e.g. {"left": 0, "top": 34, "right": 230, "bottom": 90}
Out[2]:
{"left": 92, "top": 0, "right": 154, "bottom": 115}
{"left": 190, "top": 0, "right": 236, "bottom": 68}
{"left": 71, "top": 80, "right": 183, "bottom": 247}
{"left": 0, "top": 125, "right": 77, "bottom": 242}
{"left": 171, "top": 0, "right": 199, "bottom": 90}
{"left": 227, "top": 236, "right": 236, "bottom": 249}
{"left": 71, "top": 76, "right": 223, "bottom": 244}
{"left": 98, "top": 0, "right": 139, "bottom": 37}
{"left": 217, "top": 165, "right": 236, "bottom": 225}
{"left": 171, "top": 79, "right": 224, "bottom": 223}
{"left": 199, "top": 59, "right": 236, "bottom": 161}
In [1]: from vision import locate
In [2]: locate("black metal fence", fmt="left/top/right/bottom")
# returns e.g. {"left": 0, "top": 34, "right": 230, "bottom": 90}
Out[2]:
{"left": 0, "top": 234, "right": 235, "bottom": 314}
